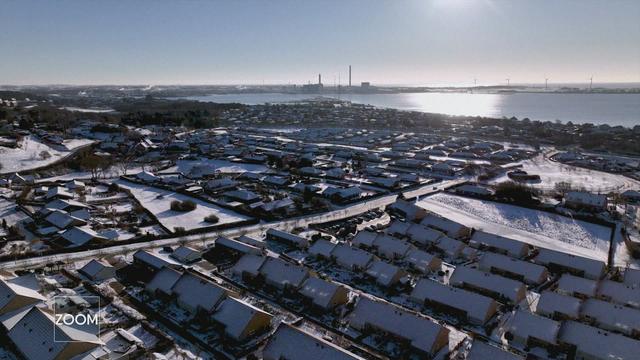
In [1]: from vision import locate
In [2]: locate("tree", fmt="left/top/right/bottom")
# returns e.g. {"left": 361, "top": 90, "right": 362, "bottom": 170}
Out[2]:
{"left": 117, "top": 154, "right": 134, "bottom": 175}
{"left": 495, "top": 181, "right": 538, "bottom": 205}
{"left": 554, "top": 181, "right": 572, "bottom": 197}
{"left": 78, "top": 153, "right": 110, "bottom": 180}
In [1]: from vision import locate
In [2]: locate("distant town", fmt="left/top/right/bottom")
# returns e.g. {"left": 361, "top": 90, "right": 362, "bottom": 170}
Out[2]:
{"left": 1, "top": 89, "right": 640, "bottom": 360}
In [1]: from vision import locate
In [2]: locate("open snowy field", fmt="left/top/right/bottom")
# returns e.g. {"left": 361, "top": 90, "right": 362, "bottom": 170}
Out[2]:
{"left": 163, "top": 158, "right": 269, "bottom": 175}
{"left": 416, "top": 193, "right": 612, "bottom": 261}
{"left": 490, "top": 153, "right": 640, "bottom": 192}
{"left": 0, "top": 136, "right": 94, "bottom": 174}
{"left": 115, "top": 179, "right": 250, "bottom": 233}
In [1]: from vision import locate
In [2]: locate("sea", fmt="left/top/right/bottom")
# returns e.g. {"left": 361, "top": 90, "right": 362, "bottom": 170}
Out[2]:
{"left": 179, "top": 92, "right": 640, "bottom": 127}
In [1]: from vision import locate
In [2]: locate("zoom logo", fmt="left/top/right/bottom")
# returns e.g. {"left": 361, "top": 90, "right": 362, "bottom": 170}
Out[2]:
{"left": 53, "top": 295, "right": 101, "bottom": 342}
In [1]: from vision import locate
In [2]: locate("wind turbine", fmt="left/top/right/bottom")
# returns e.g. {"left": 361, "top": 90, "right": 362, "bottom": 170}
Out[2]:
{"left": 505, "top": 78, "right": 510, "bottom": 87}
{"left": 589, "top": 76, "right": 593, "bottom": 91}
{"left": 545, "top": 78, "right": 548, "bottom": 90}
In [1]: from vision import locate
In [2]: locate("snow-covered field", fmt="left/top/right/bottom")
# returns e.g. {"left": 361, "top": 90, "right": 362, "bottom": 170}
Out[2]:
{"left": 163, "top": 159, "right": 269, "bottom": 174}
{"left": 115, "top": 179, "right": 250, "bottom": 233}
{"left": 163, "top": 158, "right": 269, "bottom": 175}
{"left": 490, "top": 154, "right": 640, "bottom": 192}
{"left": 0, "top": 136, "right": 94, "bottom": 174}
{"left": 416, "top": 193, "right": 612, "bottom": 261}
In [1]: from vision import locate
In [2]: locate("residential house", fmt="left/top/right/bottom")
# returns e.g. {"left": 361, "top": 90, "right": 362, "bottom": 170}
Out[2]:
{"left": 478, "top": 252, "right": 548, "bottom": 285}
{"left": 535, "top": 291, "right": 582, "bottom": 321}
{"left": 559, "top": 321, "right": 640, "bottom": 360}
{"left": 78, "top": 259, "right": 116, "bottom": 281}
{"left": 347, "top": 297, "right": 449, "bottom": 357}
{"left": 266, "top": 229, "right": 309, "bottom": 249}
{"left": 262, "top": 324, "right": 364, "bottom": 360}
{"left": 449, "top": 266, "right": 527, "bottom": 303}
{"left": 410, "top": 279, "right": 498, "bottom": 325}
{"left": 298, "top": 277, "right": 350, "bottom": 311}
{"left": 420, "top": 215, "right": 471, "bottom": 239}
{"left": 533, "top": 248, "right": 605, "bottom": 280}
{"left": 506, "top": 310, "right": 560, "bottom": 350}
{"left": 212, "top": 297, "right": 272, "bottom": 342}
{"left": 0, "top": 275, "right": 45, "bottom": 315}
{"left": 555, "top": 274, "right": 598, "bottom": 299}
{"left": 469, "top": 231, "right": 529, "bottom": 258}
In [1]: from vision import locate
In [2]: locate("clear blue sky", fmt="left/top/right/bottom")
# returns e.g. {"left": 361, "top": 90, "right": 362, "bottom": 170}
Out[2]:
{"left": 1, "top": 0, "right": 639, "bottom": 85}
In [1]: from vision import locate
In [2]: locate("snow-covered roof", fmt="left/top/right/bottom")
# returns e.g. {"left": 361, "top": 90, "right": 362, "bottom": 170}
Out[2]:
{"left": 7, "top": 307, "right": 102, "bottom": 360}
{"left": 405, "top": 249, "right": 441, "bottom": 273}
{"left": 263, "top": 175, "right": 289, "bottom": 186}
{"left": 259, "top": 257, "right": 309, "bottom": 289}
{"left": 371, "top": 234, "right": 413, "bottom": 259}
{"left": 135, "top": 171, "right": 158, "bottom": 182}
{"left": 596, "top": 280, "right": 640, "bottom": 308}
{"left": 534, "top": 248, "right": 605, "bottom": 280}
{"left": 421, "top": 214, "right": 469, "bottom": 238}
{"left": 365, "top": 260, "right": 405, "bottom": 287}
{"left": 133, "top": 250, "right": 172, "bottom": 271}
{"left": 78, "top": 259, "right": 114, "bottom": 280}
{"left": 386, "top": 220, "right": 411, "bottom": 237}
{"left": 470, "top": 231, "right": 529, "bottom": 258}
{"left": 559, "top": 321, "right": 640, "bottom": 360}
{"left": 46, "top": 186, "right": 74, "bottom": 200}
{"left": 331, "top": 244, "right": 374, "bottom": 270}
{"left": 535, "top": 291, "right": 581, "bottom": 319}
{"left": 434, "top": 236, "right": 466, "bottom": 258}
{"left": 407, "top": 224, "right": 444, "bottom": 245}
{"left": 388, "top": 199, "right": 426, "bottom": 220}
{"left": 262, "top": 324, "right": 364, "bottom": 360}
{"left": 449, "top": 266, "right": 526, "bottom": 303}
{"left": 42, "top": 198, "right": 88, "bottom": 211}
{"left": 581, "top": 298, "right": 640, "bottom": 335}
{"left": 146, "top": 267, "right": 182, "bottom": 295}
{"left": 467, "top": 340, "right": 522, "bottom": 360}
{"left": 507, "top": 310, "right": 560, "bottom": 345}
{"left": 236, "top": 235, "right": 266, "bottom": 249}
{"left": 0, "top": 275, "right": 45, "bottom": 315}
{"left": 348, "top": 297, "right": 449, "bottom": 355}
{"left": 171, "top": 272, "right": 227, "bottom": 312}
{"left": 60, "top": 226, "right": 106, "bottom": 247}
{"left": 231, "top": 254, "right": 266, "bottom": 278}
{"left": 223, "top": 189, "right": 261, "bottom": 202}
{"left": 45, "top": 209, "right": 86, "bottom": 229}
{"left": 170, "top": 245, "right": 202, "bottom": 263}
{"left": 352, "top": 230, "right": 378, "bottom": 248}
{"left": 308, "top": 239, "right": 337, "bottom": 258}
{"left": 215, "top": 237, "right": 261, "bottom": 255}
{"left": 212, "top": 297, "right": 272, "bottom": 341}
{"left": 478, "top": 252, "right": 548, "bottom": 285}
{"left": 266, "top": 229, "right": 309, "bottom": 248}
{"left": 556, "top": 274, "right": 598, "bottom": 298}
{"left": 299, "top": 277, "right": 347, "bottom": 309}
{"left": 411, "top": 279, "right": 497, "bottom": 324}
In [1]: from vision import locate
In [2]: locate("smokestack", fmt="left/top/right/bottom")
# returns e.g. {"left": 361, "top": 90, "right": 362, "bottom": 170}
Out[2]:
{"left": 349, "top": 65, "right": 352, "bottom": 87}
{"left": 318, "top": 73, "right": 321, "bottom": 85}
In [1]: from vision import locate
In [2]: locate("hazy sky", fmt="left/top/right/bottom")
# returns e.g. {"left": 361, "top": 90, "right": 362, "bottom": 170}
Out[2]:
{"left": 1, "top": 0, "right": 639, "bottom": 86}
